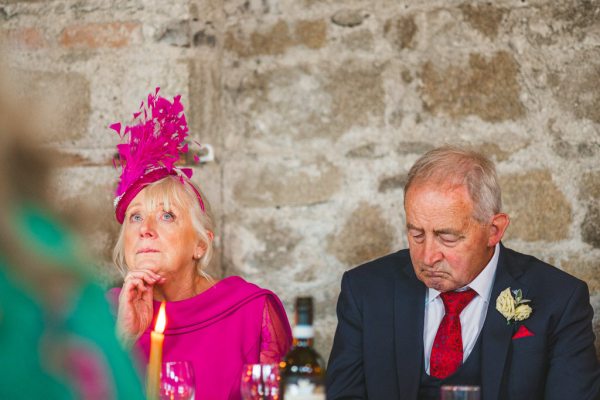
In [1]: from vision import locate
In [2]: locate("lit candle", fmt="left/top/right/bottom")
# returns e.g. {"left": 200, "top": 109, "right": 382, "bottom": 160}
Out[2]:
{"left": 147, "top": 301, "right": 167, "bottom": 400}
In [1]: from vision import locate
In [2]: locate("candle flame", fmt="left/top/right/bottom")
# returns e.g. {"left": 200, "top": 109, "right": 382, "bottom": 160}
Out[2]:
{"left": 154, "top": 301, "right": 167, "bottom": 333}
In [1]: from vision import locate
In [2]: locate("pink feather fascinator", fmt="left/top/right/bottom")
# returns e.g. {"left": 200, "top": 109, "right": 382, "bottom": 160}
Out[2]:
{"left": 109, "top": 88, "right": 205, "bottom": 224}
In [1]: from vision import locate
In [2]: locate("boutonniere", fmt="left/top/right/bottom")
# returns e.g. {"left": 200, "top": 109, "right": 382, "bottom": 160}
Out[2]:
{"left": 496, "top": 287, "right": 532, "bottom": 324}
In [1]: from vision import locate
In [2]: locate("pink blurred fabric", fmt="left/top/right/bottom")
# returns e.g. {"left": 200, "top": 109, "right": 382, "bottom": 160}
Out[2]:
{"left": 109, "top": 276, "right": 292, "bottom": 400}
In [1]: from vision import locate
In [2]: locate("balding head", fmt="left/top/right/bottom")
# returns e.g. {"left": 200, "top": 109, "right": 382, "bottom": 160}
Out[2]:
{"left": 404, "top": 146, "right": 501, "bottom": 222}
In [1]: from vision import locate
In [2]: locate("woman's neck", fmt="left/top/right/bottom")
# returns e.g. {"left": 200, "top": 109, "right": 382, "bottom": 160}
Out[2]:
{"left": 153, "top": 270, "right": 213, "bottom": 302}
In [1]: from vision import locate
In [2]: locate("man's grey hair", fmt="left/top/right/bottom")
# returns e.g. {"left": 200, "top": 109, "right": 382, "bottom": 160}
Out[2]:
{"left": 404, "top": 146, "right": 502, "bottom": 222}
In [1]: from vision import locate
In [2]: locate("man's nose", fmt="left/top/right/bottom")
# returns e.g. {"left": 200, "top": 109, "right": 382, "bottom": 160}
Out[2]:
{"left": 423, "top": 237, "right": 443, "bottom": 266}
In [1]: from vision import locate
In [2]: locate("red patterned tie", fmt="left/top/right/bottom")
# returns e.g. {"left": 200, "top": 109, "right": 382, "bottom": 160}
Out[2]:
{"left": 430, "top": 289, "right": 477, "bottom": 379}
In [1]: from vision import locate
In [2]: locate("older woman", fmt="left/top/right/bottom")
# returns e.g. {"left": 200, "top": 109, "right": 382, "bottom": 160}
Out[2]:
{"left": 108, "top": 89, "right": 292, "bottom": 399}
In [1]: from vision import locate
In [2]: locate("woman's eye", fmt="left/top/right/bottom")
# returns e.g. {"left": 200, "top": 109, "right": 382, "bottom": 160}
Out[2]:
{"left": 161, "top": 212, "right": 175, "bottom": 221}
{"left": 130, "top": 213, "right": 142, "bottom": 223}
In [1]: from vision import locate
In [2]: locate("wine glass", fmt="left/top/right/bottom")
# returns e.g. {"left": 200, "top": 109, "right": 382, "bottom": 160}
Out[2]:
{"left": 240, "top": 363, "right": 280, "bottom": 400}
{"left": 440, "top": 385, "right": 481, "bottom": 400}
{"left": 160, "top": 361, "right": 196, "bottom": 400}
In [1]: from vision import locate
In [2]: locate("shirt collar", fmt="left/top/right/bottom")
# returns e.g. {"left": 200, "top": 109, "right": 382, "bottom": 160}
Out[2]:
{"left": 426, "top": 243, "right": 500, "bottom": 304}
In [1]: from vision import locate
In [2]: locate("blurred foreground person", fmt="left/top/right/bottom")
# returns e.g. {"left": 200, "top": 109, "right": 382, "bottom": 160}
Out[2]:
{"left": 327, "top": 146, "right": 600, "bottom": 400}
{"left": 0, "top": 68, "right": 145, "bottom": 399}
{"left": 107, "top": 89, "right": 292, "bottom": 399}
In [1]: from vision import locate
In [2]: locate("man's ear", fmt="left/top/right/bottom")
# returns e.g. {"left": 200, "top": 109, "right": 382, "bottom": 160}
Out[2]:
{"left": 488, "top": 213, "right": 510, "bottom": 247}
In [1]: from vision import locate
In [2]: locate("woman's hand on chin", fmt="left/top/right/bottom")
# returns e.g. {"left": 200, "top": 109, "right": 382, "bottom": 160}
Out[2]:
{"left": 117, "top": 269, "right": 165, "bottom": 347}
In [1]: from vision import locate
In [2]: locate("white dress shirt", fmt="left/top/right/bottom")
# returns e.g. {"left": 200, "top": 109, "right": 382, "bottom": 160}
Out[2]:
{"left": 423, "top": 243, "right": 500, "bottom": 374}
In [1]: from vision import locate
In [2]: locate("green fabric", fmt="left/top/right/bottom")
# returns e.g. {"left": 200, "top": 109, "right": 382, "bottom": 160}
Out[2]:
{"left": 0, "top": 264, "right": 71, "bottom": 399}
{"left": 12, "top": 203, "right": 91, "bottom": 276}
{"left": 0, "top": 206, "right": 145, "bottom": 399}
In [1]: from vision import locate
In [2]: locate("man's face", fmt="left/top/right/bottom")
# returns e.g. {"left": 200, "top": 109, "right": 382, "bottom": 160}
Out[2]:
{"left": 404, "top": 182, "right": 501, "bottom": 292}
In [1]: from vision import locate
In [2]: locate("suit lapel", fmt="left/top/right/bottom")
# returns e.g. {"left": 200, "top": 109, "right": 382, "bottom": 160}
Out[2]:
{"left": 394, "top": 264, "right": 425, "bottom": 399}
{"left": 481, "top": 244, "right": 526, "bottom": 400}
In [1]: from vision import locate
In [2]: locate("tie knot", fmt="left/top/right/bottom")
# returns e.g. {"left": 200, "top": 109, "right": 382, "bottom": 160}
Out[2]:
{"left": 440, "top": 289, "right": 477, "bottom": 315}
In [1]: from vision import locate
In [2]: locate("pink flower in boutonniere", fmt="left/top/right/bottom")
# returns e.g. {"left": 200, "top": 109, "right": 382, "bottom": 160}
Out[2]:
{"left": 496, "top": 288, "right": 532, "bottom": 324}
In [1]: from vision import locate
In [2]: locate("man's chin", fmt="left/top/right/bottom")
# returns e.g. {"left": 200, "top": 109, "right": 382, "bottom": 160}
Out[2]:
{"left": 422, "top": 276, "right": 455, "bottom": 292}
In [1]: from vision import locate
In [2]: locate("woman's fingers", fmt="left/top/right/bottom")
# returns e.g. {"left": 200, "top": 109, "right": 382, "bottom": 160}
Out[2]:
{"left": 125, "top": 269, "right": 163, "bottom": 285}
{"left": 125, "top": 277, "right": 147, "bottom": 293}
{"left": 117, "top": 276, "right": 155, "bottom": 342}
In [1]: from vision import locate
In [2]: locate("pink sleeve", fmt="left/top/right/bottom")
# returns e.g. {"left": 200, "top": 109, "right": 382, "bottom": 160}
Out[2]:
{"left": 259, "top": 296, "right": 293, "bottom": 364}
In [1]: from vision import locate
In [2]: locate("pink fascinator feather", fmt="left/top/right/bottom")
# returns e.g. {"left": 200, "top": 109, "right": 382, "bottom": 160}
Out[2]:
{"left": 110, "top": 88, "right": 205, "bottom": 223}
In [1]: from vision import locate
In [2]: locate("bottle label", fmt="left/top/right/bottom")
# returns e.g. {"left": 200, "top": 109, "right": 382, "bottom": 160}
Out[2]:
{"left": 284, "top": 378, "right": 325, "bottom": 400}
{"left": 292, "top": 325, "right": 314, "bottom": 339}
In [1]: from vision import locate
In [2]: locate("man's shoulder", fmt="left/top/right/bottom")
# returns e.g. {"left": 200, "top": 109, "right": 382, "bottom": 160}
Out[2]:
{"left": 344, "top": 249, "right": 412, "bottom": 282}
{"left": 502, "top": 245, "right": 587, "bottom": 291}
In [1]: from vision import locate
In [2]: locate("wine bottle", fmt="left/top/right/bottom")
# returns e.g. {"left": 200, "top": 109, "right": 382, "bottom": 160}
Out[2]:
{"left": 280, "top": 297, "right": 326, "bottom": 400}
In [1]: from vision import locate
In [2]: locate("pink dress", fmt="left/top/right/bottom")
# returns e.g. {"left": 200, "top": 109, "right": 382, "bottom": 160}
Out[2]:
{"left": 110, "top": 276, "right": 292, "bottom": 400}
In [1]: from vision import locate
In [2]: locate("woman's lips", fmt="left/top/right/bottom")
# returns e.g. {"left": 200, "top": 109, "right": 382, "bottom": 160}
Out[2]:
{"left": 137, "top": 248, "right": 159, "bottom": 254}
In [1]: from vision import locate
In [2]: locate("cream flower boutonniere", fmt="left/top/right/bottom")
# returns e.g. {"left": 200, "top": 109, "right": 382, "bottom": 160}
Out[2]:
{"left": 496, "top": 287, "right": 532, "bottom": 324}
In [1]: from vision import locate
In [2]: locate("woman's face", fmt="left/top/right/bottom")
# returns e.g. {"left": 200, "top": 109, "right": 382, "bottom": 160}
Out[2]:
{"left": 123, "top": 187, "right": 203, "bottom": 276}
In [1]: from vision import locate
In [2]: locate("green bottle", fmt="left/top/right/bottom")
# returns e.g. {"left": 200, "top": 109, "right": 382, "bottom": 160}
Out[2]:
{"left": 280, "top": 297, "right": 326, "bottom": 400}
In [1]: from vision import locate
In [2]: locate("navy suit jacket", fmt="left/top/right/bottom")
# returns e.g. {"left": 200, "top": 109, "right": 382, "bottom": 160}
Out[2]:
{"left": 327, "top": 245, "right": 600, "bottom": 400}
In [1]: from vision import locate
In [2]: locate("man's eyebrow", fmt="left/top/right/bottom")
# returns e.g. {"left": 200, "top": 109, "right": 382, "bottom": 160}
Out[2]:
{"left": 434, "top": 228, "right": 463, "bottom": 236}
{"left": 406, "top": 224, "right": 463, "bottom": 237}
{"left": 406, "top": 223, "right": 423, "bottom": 231}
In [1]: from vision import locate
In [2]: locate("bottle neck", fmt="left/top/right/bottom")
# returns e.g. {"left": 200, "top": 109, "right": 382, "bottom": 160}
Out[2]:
{"left": 293, "top": 337, "right": 314, "bottom": 347}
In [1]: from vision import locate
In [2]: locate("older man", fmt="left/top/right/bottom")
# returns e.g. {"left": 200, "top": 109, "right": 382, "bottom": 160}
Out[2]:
{"left": 327, "top": 147, "right": 600, "bottom": 400}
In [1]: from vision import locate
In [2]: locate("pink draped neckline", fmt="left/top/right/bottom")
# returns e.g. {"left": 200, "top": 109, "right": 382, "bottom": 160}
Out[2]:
{"left": 108, "top": 276, "right": 292, "bottom": 400}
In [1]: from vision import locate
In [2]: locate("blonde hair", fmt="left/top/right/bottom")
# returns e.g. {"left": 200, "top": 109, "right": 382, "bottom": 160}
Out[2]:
{"left": 112, "top": 176, "right": 215, "bottom": 277}
{"left": 404, "top": 146, "right": 502, "bottom": 222}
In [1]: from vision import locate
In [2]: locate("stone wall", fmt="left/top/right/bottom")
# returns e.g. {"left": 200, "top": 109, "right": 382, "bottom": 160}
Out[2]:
{"left": 2, "top": 0, "right": 599, "bottom": 359}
